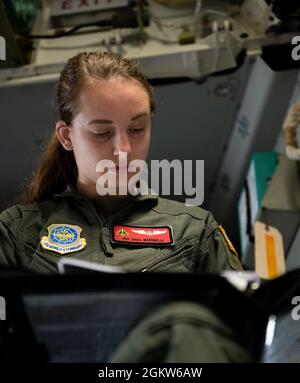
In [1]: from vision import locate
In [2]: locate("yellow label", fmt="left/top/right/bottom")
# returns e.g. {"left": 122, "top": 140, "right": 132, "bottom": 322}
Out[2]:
{"left": 254, "top": 222, "right": 285, "bottom": 279}
{"left": 265, "top": 234, "right": 277, "bottom": 279}
{"left": 219, "top": 225, "right": 238, "bottom": 257}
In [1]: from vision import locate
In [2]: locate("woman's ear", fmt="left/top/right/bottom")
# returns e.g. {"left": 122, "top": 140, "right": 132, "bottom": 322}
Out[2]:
{"left": 55, "top": 120, "right": 73, "bottom": 151}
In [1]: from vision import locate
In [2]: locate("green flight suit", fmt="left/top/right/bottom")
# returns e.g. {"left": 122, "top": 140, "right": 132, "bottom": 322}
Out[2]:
{"left": 0, "top": 188, "right": 242, "bottom": 273}
{"left": 111, "top": 301, "right": 254, "bottom": 363}
{"left": 0, "top": 188, "right": 246, "bottom": 362}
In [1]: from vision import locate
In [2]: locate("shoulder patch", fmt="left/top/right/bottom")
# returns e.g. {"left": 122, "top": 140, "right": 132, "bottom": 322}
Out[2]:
{"left": 219, "top": 225, "right": 238, "bottom": 257}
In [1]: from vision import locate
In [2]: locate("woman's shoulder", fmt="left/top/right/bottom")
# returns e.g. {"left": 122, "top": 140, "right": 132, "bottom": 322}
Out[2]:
{"left": 0, "top": 203, "right": 38, "bottom": 220}
{"left": 0, "top": 199, "right": 62, "bottom": 225}
{"left": 155, "top": 196, "right": 218, "bottom": 228}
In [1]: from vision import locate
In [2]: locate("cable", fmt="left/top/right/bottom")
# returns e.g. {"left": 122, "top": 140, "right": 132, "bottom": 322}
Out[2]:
{"left": 22, "top": 20, "right": 112, "bottom": 39}
{"left": 145, "top": 33, "right": 178, "bottom": 44}
{"left": 21, "top": 10, "right": 150, "bottom": 40}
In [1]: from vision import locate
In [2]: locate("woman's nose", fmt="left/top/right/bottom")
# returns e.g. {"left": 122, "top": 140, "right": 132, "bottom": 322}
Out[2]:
{"left": 113, "top": 132, "right": 132, "bottom": 156}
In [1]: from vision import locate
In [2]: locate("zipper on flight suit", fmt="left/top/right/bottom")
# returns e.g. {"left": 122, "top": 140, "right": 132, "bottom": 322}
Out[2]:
{"left": 88, "top": 198, "right": 138, "bottom": 260}
{"left": 83, "top": 201, "right": 114, "bottom": 261}
{"left": 137, "top": 238, "right": 198, "bottom": 273}
{"left": 88, "top": 196, "right": 157, "bottom": 265}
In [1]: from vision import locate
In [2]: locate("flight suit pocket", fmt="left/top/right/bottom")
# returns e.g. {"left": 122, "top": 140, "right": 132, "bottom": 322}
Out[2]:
{"left": 140, "top": 236, "right": 199, "bottom": 273}
{"left": 19, "top": 228, "right": 59, "bottom": 273}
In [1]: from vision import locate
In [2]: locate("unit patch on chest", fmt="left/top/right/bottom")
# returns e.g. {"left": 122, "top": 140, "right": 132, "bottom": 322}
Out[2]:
{"left": 111, "top": 225, "right": 174, "bottom": 246}
{"left": 40, "top": 224, "right": 87, "bottom": 255}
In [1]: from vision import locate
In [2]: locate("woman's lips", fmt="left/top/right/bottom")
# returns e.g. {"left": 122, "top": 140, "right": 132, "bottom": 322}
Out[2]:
{"left": 109, "top": 166, "right": 128, "bottom": 171}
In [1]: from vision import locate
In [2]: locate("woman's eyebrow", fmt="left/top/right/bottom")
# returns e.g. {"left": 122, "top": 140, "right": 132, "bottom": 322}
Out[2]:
{"left": 131, "top": 112, "right": 149, "bottom": 121}
{"left": 87, "top": 112, "right": 149, "bottom": 125}
{"left": 88, "top": 119, "right": 113, "bottom": 125}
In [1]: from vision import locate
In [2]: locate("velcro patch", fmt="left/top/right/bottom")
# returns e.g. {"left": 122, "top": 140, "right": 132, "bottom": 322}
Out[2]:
{"left": 111, "top": 225, "right": 174, "bottom": 246}
{"left": 40, "top": 224, "right": 87, "bottom": 255}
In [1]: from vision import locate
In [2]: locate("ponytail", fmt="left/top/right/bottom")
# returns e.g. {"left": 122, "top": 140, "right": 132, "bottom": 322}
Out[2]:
{"left": 19, "top": 133, "right": 77, "bottom": 204}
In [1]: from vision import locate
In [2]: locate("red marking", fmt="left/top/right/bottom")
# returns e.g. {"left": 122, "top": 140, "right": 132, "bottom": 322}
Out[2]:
{"left": 112, "top": 225, "right": 174, "bottom": 245}
{"left": 62, "top": 0, "right": 72, "bottom": 10}
{"left": 79, "top": 0, "right": 89, "bottom": 7}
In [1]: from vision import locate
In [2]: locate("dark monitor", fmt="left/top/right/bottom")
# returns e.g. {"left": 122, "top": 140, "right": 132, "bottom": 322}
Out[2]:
{"left": 0, "top": 271, "right": 266, "bottom": 362}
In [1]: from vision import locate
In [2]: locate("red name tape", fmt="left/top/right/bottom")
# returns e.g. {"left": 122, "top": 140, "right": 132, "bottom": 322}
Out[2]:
{"left": 111, "top": 225, "right": 174, "bottom": 246}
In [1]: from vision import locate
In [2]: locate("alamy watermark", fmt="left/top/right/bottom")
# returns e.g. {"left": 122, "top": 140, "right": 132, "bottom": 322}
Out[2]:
{"left": 291, "top": 296, "right": 300, "bottom": 320}
{"left": 0, "top": 296, "right": 5, "bottom": 320}
{"left": 291, "top": 36, "right": 300, "bottom": 61}
{"left": 95, "top": 152, "right": 204, "bottom": 206}
{"left": 0, "top": 36, "right": 6, "bottom": 61}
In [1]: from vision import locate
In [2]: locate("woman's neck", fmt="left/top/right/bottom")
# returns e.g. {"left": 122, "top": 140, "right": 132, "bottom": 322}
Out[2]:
{"left": 76, "top": 180, "right": 133, "bottom": 217}
{"left": 94, "top": 196, "right": 132, "bottom": 218}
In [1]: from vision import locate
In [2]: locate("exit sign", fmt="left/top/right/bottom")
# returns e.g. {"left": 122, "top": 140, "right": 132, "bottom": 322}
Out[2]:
{"left": 51, "top": 0, "right": 129, "bottom": 16}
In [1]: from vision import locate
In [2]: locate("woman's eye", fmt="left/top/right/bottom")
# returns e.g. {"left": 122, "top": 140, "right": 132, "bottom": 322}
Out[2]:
{"left": 92, "top": 131, "right": 111, "bottom": 138}
{"left": 129, "top": 128, "right": 145, "bottom": 135}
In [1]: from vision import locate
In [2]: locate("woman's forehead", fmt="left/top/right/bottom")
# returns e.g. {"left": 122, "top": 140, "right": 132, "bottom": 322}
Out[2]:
{"left": 83, "top": 77, "right": 148, "bottom": 98}
{"left": 77, "top": 78, "right": 151, "bottom": 113}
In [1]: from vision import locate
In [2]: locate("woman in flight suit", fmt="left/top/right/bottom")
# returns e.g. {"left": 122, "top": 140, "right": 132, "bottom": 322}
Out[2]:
{"left": 0, "top": 50, "right": 241, "bottom": 274}
{"left": 0, "top": 51, "right": 251, "bottom": 362}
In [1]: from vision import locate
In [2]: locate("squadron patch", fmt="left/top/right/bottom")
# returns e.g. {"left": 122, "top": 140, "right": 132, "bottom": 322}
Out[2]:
{"left": 111, "top": 225, "right": 174, "bottom": 246}
{"left": 40, "top": 224, "right": 87, "bottom": 255}
{"left": 219, "top": 225, "right": 238, "bottom": 257}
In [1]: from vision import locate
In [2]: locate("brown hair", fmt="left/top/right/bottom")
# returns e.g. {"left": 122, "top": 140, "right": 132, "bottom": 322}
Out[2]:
{"left": 20, "top": 51, "right": 155, "bottom": 204}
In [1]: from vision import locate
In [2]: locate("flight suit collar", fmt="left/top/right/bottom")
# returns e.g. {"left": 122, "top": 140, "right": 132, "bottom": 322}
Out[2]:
{"left": 54, "top": 185, "right": 159, "bottom": 231}
{"left": 54, "top": 184, "right": 159, "bottom": 206}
